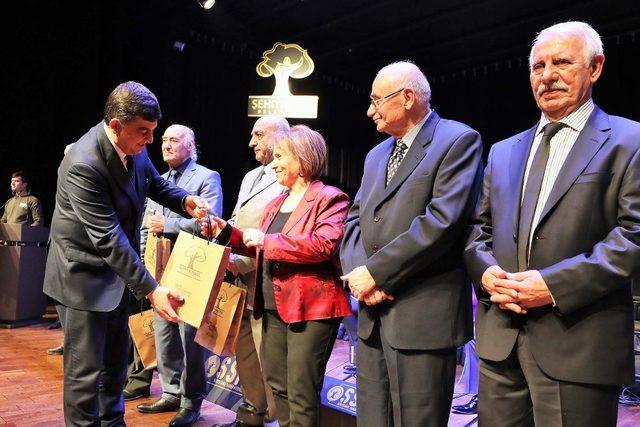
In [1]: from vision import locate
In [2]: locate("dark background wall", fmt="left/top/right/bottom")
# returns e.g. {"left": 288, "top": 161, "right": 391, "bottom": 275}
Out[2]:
{"left": 2, "top": 0, "right": 639, "bottom": 224}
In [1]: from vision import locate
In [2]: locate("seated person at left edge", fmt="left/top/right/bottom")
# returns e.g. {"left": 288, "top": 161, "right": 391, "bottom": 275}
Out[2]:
{"left": 202, "top": 124, "right": 352, "bottom": 427}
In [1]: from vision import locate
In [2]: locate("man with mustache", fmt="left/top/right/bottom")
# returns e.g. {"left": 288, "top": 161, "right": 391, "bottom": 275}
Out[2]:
{"left": 465, "top": 21, "right": 640, "bottom": 426}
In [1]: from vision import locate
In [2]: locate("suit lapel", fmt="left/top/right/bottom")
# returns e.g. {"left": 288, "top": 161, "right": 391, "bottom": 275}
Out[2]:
{"left": 177, "top": 160, "right": 197, "bottom": 188}
{"left": 282, "top": 180, "right": 324, "bottom": 235}
{"left": 97, "top": 125, "right": 139, "bottom": 209}
{"left": 240, "top": 168, "right": 279, "bottom": 208}
{"left": 372, "top": 111, "right": 439, "bottom": 209}
{"left": 535, "top": 107, "right": 610, "bottom": 228}
{"left": 509, "top": 126, "right": 538, "bottom": 234}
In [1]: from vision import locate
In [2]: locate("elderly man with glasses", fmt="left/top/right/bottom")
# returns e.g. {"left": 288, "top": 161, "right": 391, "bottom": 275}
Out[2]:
{"left": 340, "top": 61, "right": 483, "bottom": 427}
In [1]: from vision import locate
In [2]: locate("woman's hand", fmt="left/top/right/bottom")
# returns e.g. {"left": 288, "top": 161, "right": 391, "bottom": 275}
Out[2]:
{"left": 199, "top": 215, "right": 227, "bottom": 238}
{"left": 243, "top": 228, "right": 265, "bottom": 249}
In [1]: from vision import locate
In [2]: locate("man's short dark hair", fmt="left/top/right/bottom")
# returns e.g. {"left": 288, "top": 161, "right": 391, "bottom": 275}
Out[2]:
{"left": 11, "top": 170, "right": 29, "bottom": 189}
{"left": 103, "top": 81, "right": 162, "bottom": 125}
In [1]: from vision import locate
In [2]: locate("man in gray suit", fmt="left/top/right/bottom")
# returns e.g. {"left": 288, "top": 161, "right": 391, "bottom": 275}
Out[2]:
{"left": 340, "top": 62, "right": 483, "bottom": 426}
{"left": 465, "top": 21, "right": 640, "bottom": 426}
{"left": 214, "top": 115, "right": 289, "bottom": 427}
{"left": 135, "top": 124, "right": 222, "bottom": 427}
{"left": 43, "top": 82, "right": 209, "bottom": 426}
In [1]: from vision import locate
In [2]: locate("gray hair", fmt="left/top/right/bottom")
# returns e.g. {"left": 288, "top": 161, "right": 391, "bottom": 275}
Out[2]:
{"left": 258, "top": 115, "right": 290, "bottom": 132}
{"left": 376, "top": 61, "right": 432, "bottom": 104}
{"left": 529, "top": 21, "right": 604, "bottom": 68}
{"left": 182, "top": 126, "right": 198, "bottom": 161}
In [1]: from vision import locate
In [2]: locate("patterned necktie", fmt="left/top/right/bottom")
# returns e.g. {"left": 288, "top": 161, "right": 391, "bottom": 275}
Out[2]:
{"left": 386, "top": 139, "right": 408, "bottom": 186}
{"left": 517, "top": 122, "right": 565, "bottom": 271}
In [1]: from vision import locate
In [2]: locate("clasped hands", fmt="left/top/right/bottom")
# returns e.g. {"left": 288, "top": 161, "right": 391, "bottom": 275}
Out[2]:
{"left": 481, "top": 265, "right": 554, "bottom": 314}
{"left": 341, "top": 266, "right": 395, "bottom": 306}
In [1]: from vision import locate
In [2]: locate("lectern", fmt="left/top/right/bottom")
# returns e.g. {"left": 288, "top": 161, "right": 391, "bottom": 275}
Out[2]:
{"left": 0, "top": 224, "right": 49, "bottom": 327}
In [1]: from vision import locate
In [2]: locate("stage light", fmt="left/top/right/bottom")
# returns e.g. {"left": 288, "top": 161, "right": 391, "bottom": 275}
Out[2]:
{"left": 197, "top": 0, "right": 215, "bottom": 9}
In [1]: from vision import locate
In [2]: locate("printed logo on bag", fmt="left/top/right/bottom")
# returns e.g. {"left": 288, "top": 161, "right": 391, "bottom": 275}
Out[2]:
{"left": 248, "top": 42, "right": 318, "bottom": 118}
{"left": 213, "top": 289, "right": 229, "bottom": 318}
{"left": 142, "top": 317, "right": 155, "bottom": 337}
{"left": 177, "top": 245, "right": 207, "bottom": 281}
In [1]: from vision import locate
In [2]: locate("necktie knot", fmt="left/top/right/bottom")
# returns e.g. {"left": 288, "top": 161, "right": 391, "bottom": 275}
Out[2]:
{"left": 386, "top": 139, "right": 408, "bottom": 186}
{"left": 542, "top": 122, "right": 565, "bottom": 141}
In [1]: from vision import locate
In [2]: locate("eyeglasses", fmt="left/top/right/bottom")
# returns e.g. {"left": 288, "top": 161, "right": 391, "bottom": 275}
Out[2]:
{"left": 369, "top": 87, "right": 405, "bottom": 110}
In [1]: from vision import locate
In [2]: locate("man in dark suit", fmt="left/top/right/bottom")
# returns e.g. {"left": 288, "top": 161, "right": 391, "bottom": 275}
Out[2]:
{"left": 340, "top": 61, "right": 483, "bottom": 426}
{"left": 464, "top": 21, "right": 640, "bottom": 426}
{"left": 43, "top": 81, "right": 209, "bottom": 426}
{"left": 135, "top": 124, "right": 223, "bottom": 427}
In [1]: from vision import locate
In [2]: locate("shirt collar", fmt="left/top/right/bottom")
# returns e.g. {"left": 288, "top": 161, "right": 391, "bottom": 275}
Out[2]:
{"left": 103, "top": 122, "right": 128, "bottom": 167}
{"left": 398, "top": 109, "right": 432, "bottom": 148}
{"left": 537, "top": 99, "right": 594, "bottom": 135}
{"left": 170, "top": 158, "right": 191, "bottom": 176}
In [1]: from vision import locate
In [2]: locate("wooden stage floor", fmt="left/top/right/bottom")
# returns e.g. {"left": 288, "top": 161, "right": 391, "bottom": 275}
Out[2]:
{"left": 1, "top": 322, "right": 640, "bottom": 426}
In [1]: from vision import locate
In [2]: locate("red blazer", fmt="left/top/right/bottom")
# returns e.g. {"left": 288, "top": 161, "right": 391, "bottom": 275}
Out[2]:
{"left": 228, "top": 180, "right": 352, "bottom": 323}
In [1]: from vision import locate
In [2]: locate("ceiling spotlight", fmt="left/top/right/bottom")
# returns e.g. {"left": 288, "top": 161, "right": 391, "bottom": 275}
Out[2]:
{"left": 198, "top": 0, "right": 215, "bottom": 9}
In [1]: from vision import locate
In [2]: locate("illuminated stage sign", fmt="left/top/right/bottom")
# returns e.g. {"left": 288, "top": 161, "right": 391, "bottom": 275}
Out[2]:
{"left": 248, "top": 42, "right": 318, "bottom": 118}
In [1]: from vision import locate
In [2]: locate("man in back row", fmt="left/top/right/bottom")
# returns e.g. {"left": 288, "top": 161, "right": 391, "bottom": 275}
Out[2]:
{"left": 214, "top": 115, "right": 289, "bottom": 427}
{"left": 465, "top": 21, "right": 640, "bottom": 426}
{"left": 135, "top": 123, "right": 223, "bottom": 427}
{"left": 1, "top": 171, "right": 43, "bottom": 226}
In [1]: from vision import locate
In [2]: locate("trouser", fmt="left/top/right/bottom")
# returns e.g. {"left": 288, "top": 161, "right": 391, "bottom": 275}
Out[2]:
{"left": 234, "top": 308, "right": 275, "bottom": 424}
{"left": 154, "top": 311, "right": 211, "bottom": 411}
{"left": 59, "top": 291, "right": 130, "bottom": 426}
{"left": 356, "top": 321, "right": 457, "bottom": 427}
{"left": 479, "top": 331, "right": 620, "bottom": 427}
{"left": 261, "top": 310, "right": 340, "bottom": 427}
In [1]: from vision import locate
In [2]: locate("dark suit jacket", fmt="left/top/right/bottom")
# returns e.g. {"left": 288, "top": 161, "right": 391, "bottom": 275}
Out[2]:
{"left": 227, "top": 180, "right": 353, "bottom": 323}
{"left": 340, "top": 111, "right": 484, "bottom": 350}
{"left": 44, "top": 122, "right": 189, "bottom": 312}
{"left": 464, "top": 106, "right": 640, "bottom": 386}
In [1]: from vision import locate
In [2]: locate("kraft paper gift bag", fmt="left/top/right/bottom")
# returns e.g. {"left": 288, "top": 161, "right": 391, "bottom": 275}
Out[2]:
{"left": 144, "top": 232, "right": 172, "bottom": 281}
{"left": 128, "top": 309, "right": 157, "bottom": 369}
{"left": 195, "top": 281, "right": 246, "bottom": 356}
{"left": 160, "top": 230, "right": 231, "bottom": 328}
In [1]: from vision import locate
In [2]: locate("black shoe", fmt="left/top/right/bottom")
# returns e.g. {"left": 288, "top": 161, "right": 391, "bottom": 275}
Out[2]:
{"left": 169, "top": 408, "right": 199, "bottom": 427}
{"left": 47, "top": 345, "right": 63, "bottom": 355}
{"left": 451, "top": 394, "right": 478, "bottom": 415}
{"left": 123, "top": 388, "right": 150, "bottom": 401}
{"left": 137, "top": 397, "right": 180, "bottom": 414}
{"left": 47, "top": 319, "right": 62, "bottom": 329}
{"left": 212, "top": 422, "right": 263, "bottom": 427}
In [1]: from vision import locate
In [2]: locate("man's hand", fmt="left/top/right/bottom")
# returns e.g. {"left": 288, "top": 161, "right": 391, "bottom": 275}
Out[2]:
{"left": 482, "top": 265, "right": 526, "bottom": 314}
{"left": 362, "top": 287, "right": 395, "bottom": 306}
{"left": 243, "top": 228, "right": 265, "bottom": 249}
{"left": 199, "top": 215, "right": 227, "bottom": 238}
{"left": 341, "top": 266, "right": 377, "bottom": 300}
{"left": 185, "top": 196, "right": 210, "bottom": 219}
{"left": 481, "top": 265, "right": 508, "bottom": 295}
{"left": 146, "top": 211, "right": 165, "bottom": 234}
{"left": 146, "top": 286, "right": 184, "bottom": 323}
{"left": 494, "top": 270, "right": 554, "bottom": 309}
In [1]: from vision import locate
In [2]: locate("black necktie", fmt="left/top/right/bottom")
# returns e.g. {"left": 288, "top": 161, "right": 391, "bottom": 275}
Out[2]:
{"left": 386, "top": 139, "right": 408, "bottom": 186}
{"left": 125, "top": 155, "right": 135, "bottom": 179}
{"left": 517, "top": 122, "right": 565, "bottom": 271}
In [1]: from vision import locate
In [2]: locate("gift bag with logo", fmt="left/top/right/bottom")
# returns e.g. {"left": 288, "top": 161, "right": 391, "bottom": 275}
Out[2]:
{"left": 160, "top": 230, "right": 231, "bottom": 328}
{"left": 128, "top": 309, "right": 157, "bottom": 369}
{"left": 195, "top": 282, "right": 246, "bottom": 356}
{"left": 144, "top": 232, "right": 172, "bottom": 281}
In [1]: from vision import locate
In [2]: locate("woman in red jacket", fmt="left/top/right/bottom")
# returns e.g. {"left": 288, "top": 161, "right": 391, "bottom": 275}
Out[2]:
{"left": 204, "top": 124, "right": 352, "bottom": 427}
